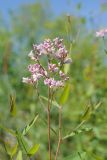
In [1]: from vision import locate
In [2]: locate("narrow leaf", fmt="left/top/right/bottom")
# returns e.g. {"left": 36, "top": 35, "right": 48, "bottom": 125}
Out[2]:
{"left": 22, "top": 114, "right": 39, "bottom": 136}
{"left": 16, "top": 130, "right": 28, "bottom": 153}
{"left": 40, "top": 95, "right": 60, "bottom": 108}
{"left": 40, "top": 118, "right": 57, "bottom": 135}
{"left": 63, "top": 127, "right": 92, "bottom": 140}
{"left": 82, "top": 105, "right": 91, "bottom": 121}
{"left": 28, "top": 144, "right": 40, "bottom": 156}
{"left": 4, "top": 142, "right": 18, "bottom": 157}
{"left": 11, "top": 143, "right": 18, "bottom": 157}
{"left": 94, "top": 101, "right": 102, "bottom": 110}
{"left": 16, "top": 150, "right": 23, "bottom": 160}
{"left": 9, "top": 94, "right": 16, "bottom": 116}
{"left": 60, "top": 83, "right": 70, "bottom": 105}
{"left": 0, "top": 125, "right": 16, "bottom": 136}
{"left": 63, "top": 152, "right": 87, "bottom": 160}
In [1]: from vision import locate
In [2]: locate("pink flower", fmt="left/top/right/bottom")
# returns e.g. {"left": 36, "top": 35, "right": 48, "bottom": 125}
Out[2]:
{"left": 33, "top": 39, "right": 55, "bottom": 56}
{"left": 33, "top": 43, "right": 47, "bottom": 56}
{"left": 22, "top": 77, "right": 33, "bottom": 84}
{"left": 28, "top": 64, "right": 41, "bottom": 73}
{"left": 44, "top": 78, "right": 55, "bottom": 88}
{"left": 44, "top": 78, "right": 64, "bottom": 88}
{"left": 53, "top": 37, "right": 63, "bottom": 48}
{"left": 48, "top": 63, "right": 59, "bottom": 72}
{"left": 28, "top": 50, "right": 37, "bottom": 61}
{"left": 59, "top": 71, "right": 65, "bottom": 77}
{"left": 96, "top": 29, "right": 107, "bottom": 37}
{"left": 55, "top": 81, "right": 64, "bottom": 87}
{"left": 32, "top": 73, "right": 42, "bottom": 82}
{"left": 59, "top": 71, "right": 69, "bottom": 81}
{"left": 39, "top": 69, "right": 48, "bottom": 77}
{"left": 55, "top": 47, "right": 68, "bottom": 61}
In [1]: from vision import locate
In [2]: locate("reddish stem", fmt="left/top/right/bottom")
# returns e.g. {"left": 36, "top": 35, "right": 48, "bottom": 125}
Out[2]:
{"left": 54, "top": 106, "right": 62, "bottom": 160}
{"left": 48, "top": 87, "right": 52, "bottom": 160}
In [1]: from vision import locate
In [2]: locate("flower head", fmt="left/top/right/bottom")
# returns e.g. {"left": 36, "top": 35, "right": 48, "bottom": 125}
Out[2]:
{"left": 44, "top": 78, "right": 64, "bottom": 88}
{"left": 22, "top": 38, "right": 72, "bottom": 88}
{"left": 22, "top": 77, "right": 33, "bottom": 84}
{"left": 48, "top": 63, "right": 59, "bottom": 72}
{"left": 96, "top": 29, "right": 107, "bottom": 37}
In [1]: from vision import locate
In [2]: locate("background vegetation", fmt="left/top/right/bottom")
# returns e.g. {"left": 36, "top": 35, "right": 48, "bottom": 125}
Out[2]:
{"left": 0, "top": 1, "right": 107, "bottom": 159}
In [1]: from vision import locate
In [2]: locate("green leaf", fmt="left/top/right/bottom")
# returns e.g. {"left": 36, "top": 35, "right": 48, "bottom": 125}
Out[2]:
{"left": 28, "top": 144, "right": 40, "bottom": 156}
{"left": 86, "top": 84, "right": 94, "bottom": 97}
{"left": 59, "top": 83, "right": 70, "bottom": 105}
{"left": 4, "top": 141, "right": 18, "bottom": 157}
{"left": 0, "top": 125, "right": 16, "bottom": 136}
{"left": 94, "top": 101, "right": 102, "bottom": 110}
{"left": 16, "top": 150, "right": 23, "bottom": 160}
{"left": 11, "top": 143, "right": 18, "bottom": 157}
{"left": 22, "top": 114, "right": 39, "bottom": 136}
{"left": 82, "top": 105, "right": 92, "bottom": 121}
{"left": 63, "top": 127, "right": 92, "bottom": 140}
{"left": 40, "top": 118, "right": 57, "bottom": 135}
{"left": 40, "top": 95, "right": 60, "bottom": 108}
{"left": 16, "top": 130, "right": 28, "bottom": 153}
{"left": 9, "top": 94, "right": 16, "bottom": 116}
{"left": 64, "top": 63, "right": 70, "bottom": 74}
{"left": 63, "top": 152, "right": 87, "bottom": 160}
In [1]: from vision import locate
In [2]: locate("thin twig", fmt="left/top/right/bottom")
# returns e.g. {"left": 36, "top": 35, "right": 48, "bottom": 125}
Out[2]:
{"left": 54, "top": 106, "right": 62, "bottom": 160}
{"left": 48, "top": 87, "right": 52, "bottom": 160}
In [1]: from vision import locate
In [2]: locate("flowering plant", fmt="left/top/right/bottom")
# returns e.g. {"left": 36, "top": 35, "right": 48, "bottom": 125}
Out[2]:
{"left": 22, "top": 37, "right": 71, "bottom": 160}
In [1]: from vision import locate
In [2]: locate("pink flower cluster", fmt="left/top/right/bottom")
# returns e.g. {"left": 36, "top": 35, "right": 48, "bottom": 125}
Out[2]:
{"left": 96, "top": 29, "right": 107, "bottom": 37}
{"left": 44, "top": 78, "right": 64, "bottom": 88}
{"left": 22, "top": 38, "right": 72, "bottom": 88}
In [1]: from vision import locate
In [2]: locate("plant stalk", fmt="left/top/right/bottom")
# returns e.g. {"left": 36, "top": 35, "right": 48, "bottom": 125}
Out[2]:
{"left": 54, "top": 106, "right": 62, "bottom": 160}
{"left": 48, "top": 87, "right": 52, "bottom": 160}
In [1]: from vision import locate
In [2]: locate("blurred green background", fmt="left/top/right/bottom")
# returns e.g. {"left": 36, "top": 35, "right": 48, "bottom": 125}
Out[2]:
{"left": 0, "top": 0, "right": 107, "bottom": 159}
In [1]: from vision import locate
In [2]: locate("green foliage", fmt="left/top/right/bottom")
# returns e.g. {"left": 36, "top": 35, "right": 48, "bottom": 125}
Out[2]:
{"left": 0, "top": 0, "right": 107, "bottom": 159}
{"left": 22, "top": 114, "right": 39, "bottom": 136}
{"left": 40, "top": 95, "right": 60, "bottom": 108}
{"left": 63, "top": 152, "right": 87, "bottom": 160}
{"left": 63, "top": 127, "right": 92, "bottom": 140}
{"left": 10, "top": 94, "right": 16, "bottom": 116}
{"left": 59, "top": 83, "right": 70, "bottom": 105}
{"left": 28, "top": 144, "right": 40, "bottom": 156}
{"left": 5, "top": 142, "right": 18, "bottom": 158}
{"left": 16, "top": 150, "right": 23, "bottom": 160}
